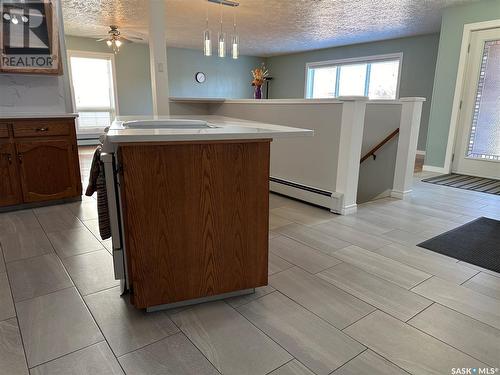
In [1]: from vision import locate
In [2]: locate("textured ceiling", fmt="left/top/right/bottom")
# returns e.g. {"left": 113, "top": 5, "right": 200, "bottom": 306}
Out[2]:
{"left": 61, "top": 0, "right": 478, "bottom": 56}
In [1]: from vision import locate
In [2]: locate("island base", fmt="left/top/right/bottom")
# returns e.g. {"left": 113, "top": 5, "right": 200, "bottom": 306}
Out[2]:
{"left": 116, "top": 139, "right": 271, "bottom": 309}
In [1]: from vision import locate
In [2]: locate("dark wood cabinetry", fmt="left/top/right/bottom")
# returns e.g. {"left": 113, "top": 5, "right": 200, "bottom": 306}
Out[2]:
{"left": 0, "top": 142, "right": 22, "bottom": 206}
{"left": 16, "top": 139, "right": 79, "bottom": 203}
{"left": 0, "top": 117, "right": 81, "bottom": 210}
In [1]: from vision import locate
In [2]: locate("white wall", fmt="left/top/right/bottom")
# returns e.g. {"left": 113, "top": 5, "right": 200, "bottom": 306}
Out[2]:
{"left": 0, "top": 2, "right": 72, "bottom": 114}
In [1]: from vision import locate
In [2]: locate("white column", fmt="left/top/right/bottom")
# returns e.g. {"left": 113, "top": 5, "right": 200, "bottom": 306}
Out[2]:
{"left": 148, "top": 0, "right": 170, "bottom": 116}
{"left": 391, "top": 97, "right": 426, "bottom": 199}
{"left": 334, "top": 97, "right": 368, "bottom": 215}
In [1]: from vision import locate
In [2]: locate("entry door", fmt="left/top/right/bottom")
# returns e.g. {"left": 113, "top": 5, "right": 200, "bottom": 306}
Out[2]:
{"left": 453, "top": 28, "right": 500, "bottom": 179}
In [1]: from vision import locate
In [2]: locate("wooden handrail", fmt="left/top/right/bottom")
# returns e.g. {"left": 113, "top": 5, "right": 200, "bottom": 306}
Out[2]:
{"left": 360, "top": 128, "right": 400, "bottom": 163}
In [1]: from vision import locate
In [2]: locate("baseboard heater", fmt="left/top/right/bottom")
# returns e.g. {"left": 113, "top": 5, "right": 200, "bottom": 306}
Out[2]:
{"left": 269, "top": 176, "right": 343, "bottom": 213}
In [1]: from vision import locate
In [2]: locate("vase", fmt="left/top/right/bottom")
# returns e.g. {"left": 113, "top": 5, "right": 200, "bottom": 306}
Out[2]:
{"left": 254, "top": 85, "right": 262, "bottom": 99}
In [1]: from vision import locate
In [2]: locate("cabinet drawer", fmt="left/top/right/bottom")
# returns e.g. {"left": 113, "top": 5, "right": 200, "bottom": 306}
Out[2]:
{"left": 0, "top": 123, "right": 9, "bottom": 138}
{"left": 13, "top": 120, "right": 71, "bottom": 138}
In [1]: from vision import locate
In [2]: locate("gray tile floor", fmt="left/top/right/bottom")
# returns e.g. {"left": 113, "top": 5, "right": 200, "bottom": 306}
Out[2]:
{"left": 1, "top": 168, "right": 500, "bottom": 374}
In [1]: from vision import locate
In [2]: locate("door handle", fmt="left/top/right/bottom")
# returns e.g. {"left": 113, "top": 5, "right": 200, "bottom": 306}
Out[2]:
{"left": 36, "top": 127, "right": 49, "bottom": 132}
{"left": 17, "top": 153, "right": 23, "bottom": 163}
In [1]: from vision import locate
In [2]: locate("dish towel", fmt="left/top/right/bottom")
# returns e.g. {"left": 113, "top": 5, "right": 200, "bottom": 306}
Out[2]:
{"left": 85, "top": 146, "right": 112, "bottom": 240}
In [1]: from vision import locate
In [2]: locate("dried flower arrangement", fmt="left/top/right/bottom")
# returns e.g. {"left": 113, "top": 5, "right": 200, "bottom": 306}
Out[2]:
{"left": 251, "top": 63, "right": 269, "bottom": 87}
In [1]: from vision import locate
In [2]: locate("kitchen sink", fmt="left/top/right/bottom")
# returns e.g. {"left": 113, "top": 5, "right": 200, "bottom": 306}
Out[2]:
{"left": 123, "top": 119, "right": 218, "bottom": 129}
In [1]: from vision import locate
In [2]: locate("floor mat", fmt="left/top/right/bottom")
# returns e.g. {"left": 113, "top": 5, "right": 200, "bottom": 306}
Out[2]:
{"left": 422, "top": 173, "right": 500, "bottom": 195}
{"left": 418, "top": 217, "right": 500, "bottom": 274}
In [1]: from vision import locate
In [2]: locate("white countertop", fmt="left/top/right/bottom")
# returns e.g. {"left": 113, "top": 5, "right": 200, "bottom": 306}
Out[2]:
{"left": 169, "top": 97, "right": 426, "bottom": 104}
{"left": 169, "top": 97, "right": 346, "bottom": 104}
{"left": 0, "top": 113, "right": 78, "bottom": 119}
{"left": 103, "top": 115, "right": 313, "bottom": 146}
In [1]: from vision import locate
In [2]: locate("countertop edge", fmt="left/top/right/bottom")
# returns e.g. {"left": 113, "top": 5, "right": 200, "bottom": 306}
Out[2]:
{"left": 104, "top": 130, "right": 313, "bottom": 144}
{"left": 0, "top": 113, "right": 79, "bottom": 120}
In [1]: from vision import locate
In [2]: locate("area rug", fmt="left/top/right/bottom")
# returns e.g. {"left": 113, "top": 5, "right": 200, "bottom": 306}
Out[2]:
{"left": 418, "top": 217, "right": 500, "bottom": 274}
{"left": 422, "top": 173, "right": 500, "bottom": 195}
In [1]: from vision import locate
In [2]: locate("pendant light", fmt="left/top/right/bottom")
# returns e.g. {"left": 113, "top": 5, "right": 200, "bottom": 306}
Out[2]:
{"left": 231, "top": 6, "right": 239, "bottom": 59}
{"left": 218, "top": 1, "right": 226, "bottom": 58}
{"left": 203, "top": 6, "right": 212, "bottom": 56}
{"left": 203, "top": 0, "right": 239, "bottom": 58}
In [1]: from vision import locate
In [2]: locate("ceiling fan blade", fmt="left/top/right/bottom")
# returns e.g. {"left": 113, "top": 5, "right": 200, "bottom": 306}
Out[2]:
{"left": 119, "top": 28, "right": 146, "bottom": 40}
{"left": 96, "top": 38, "right": 109, "bottom": 42}
{"left": 119, "top": 37, "right": 134, "bottom": 44}
{"left": 125, "top": 36, "right": 144, "bottom": 41}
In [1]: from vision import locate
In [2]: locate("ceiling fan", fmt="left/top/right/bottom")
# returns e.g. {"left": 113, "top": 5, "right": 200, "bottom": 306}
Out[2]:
{"left": 95, "top": 25, "right": 144, "bottom": 53}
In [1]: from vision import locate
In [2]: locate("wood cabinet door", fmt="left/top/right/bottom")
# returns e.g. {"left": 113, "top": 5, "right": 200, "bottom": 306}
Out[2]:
{"left": 0, "top": 142, "right": 22, "bottom": 207}
{"left": 15, "top": 139, "right": 79, "bottom": 203}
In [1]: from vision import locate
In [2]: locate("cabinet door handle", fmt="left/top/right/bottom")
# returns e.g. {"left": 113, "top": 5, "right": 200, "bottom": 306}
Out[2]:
{"left": 17, "top": 153, "right": 23, "bottom": 163}
{"left": 1, "top": 152, "right": 12, "bottom": 164}
{"left": 36, "top": 127, "right": 49, "bottom": 132}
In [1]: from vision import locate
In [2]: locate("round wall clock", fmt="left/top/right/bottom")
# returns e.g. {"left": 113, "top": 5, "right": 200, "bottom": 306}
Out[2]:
{"left": 195, "top": 72, "right": 206, "bottom": 83}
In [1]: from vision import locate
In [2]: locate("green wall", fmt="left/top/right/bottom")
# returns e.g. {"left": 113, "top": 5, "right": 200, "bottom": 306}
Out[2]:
{"left": 265, "top": 34, "right": 440, "bottom": 151}
{"left": 426, "top": 0, "right": 500, "bottom": 168}
{"left": 168, "top": 48, "right": 262, "bottom": 99}
{"left": 66, "top": 36, "right": 153, "bottom": 115}
{"left": 65, "top": 36, "right": 263, "bottom": 115}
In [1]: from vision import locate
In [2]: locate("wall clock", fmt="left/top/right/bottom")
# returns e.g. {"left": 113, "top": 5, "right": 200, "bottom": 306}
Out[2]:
{"left": 195, "top": 72, "right": 206, "bottom": 83}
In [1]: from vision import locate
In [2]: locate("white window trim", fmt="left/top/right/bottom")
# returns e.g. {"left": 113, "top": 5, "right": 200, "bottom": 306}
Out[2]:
{"left": 67, "top": 50, "right": 120, "bottom": 138}
{"left": 304, "top": 52, "right": 404, "bottom": 99}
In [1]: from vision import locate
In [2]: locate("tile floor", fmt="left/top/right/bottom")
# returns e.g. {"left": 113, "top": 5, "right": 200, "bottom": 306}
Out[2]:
{"left": 0, "top": 149, "right": 499, "bottom": 374}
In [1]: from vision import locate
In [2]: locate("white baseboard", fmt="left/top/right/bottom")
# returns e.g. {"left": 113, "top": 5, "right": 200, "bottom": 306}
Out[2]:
{"left": 391, "top": 189, "right": 412, "bottom": 199}
{"left": 423, "top": 165, "right": 448, "bottom": 174}
{"left": 416, "top": 150, "right": 426, "bottom": 155}
{"left": 339, "top": 204, "right": 357, "bottom": 215}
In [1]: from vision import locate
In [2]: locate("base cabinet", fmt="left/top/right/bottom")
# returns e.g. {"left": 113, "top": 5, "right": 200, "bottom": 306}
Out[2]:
{"left": 0, "top": 142, "right": 22, "bottom": 206}
{"left": 0, "top": 118, "right": 81, "bottom": 209}
{"left": 119, "top": 140, "right": 271, "bottom": 309}
{"left": 16, "top": 139, "right": 79, "bottom": 202}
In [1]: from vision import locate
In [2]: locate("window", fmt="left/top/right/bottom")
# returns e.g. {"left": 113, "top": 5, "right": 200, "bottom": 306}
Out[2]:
{"left": 305, "top": 54, "right": 402, "bottom": 100}
{"left": 68, "top": 51, "right": 118, "bottom": 136}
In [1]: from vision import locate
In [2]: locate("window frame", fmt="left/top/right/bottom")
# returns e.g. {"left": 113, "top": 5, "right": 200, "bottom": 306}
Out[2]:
{"left": 304, "top": 52, "right": 403, "bottom": 100}
{"left": 67, "top": 50, "right": 120, "bottom": 138}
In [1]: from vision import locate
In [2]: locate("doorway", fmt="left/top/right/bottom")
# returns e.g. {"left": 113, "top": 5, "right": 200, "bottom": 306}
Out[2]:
{"left": 453, "top": 28, "right": 500, "bottom": 179}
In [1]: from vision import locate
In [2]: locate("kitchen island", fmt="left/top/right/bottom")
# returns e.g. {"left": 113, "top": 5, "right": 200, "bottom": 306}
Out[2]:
{"left": 101, "top": 116, "right": 312, "bottom": 310}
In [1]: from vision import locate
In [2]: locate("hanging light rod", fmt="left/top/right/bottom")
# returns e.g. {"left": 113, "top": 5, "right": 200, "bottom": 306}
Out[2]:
{"left": 207, "top": 0, "right": 239, "bottom": 7}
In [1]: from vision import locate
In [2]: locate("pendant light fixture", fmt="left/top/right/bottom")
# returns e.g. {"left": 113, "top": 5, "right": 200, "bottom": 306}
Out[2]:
{"left": 203, "top": 0, "right": 239, "bottom": 58}
{"left": 231, "top": 6, "right": 239, "bottom": 59}
{"left": 203, "top": 6, "right": 212, "bottom": 56}
{"left": 217, "top": 1, "right": 226, "bottom": 58}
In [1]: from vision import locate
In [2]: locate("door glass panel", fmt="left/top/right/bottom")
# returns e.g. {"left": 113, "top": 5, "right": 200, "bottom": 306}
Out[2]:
{"left": 467, "top": 40, "right": 500, "bottom": 161}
